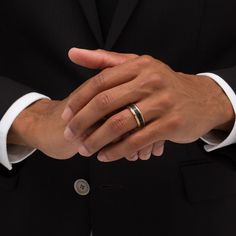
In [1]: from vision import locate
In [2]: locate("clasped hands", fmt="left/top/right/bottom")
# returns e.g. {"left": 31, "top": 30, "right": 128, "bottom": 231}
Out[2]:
{"left": 9, "top": 48, "right": 234, "bottom": 163}
{"left": 60, "top": 48, "right": 233, "bottom": 162}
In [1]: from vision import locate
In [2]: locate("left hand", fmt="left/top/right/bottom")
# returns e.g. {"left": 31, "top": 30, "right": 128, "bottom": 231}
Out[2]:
{"left": 62, "top": 48, "right": 234, "bottom": 162}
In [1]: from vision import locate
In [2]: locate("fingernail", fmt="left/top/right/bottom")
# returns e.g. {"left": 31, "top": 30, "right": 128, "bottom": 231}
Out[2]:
{"left": 154, "top": 146, "right": 164, "bottom": 156}
{"left": 78, "top": 144, "right": 90, "bottom": 157}
{"left": 64, "top": 127, "right": 75, "bottom": 141}
{"left": 97, "top": 153, "right": 108, "bottom": 162}
{"left": 62, "top": 107, "right": 73, "bottom": 122}
{"left": 140, "top": 153, "right": 151, "bottom": 161}
{"left": 129, "top": 154, "right": 138, "bottom": 161}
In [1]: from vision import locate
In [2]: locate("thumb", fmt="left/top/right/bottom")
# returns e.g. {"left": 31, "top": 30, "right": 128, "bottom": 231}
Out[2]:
{"left": 68, "top": 48, "right": 137, "bottom": 69}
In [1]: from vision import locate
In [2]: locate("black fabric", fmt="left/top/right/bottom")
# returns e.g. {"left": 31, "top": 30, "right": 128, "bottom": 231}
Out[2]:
{"left": 0, "top": 0, "right": 236, "bottom": 235}
{"left": 96, "top": 0, "right": 119, "bottom": 39}
{"left": 0, "top": 77, "right": 34, "bottom": 117}
{"left": 181, "top": 160, "right": 236, "bottom": 202}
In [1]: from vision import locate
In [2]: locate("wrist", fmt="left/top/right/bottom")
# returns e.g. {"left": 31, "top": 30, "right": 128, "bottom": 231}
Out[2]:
{"left": 212, "top": 85, "right": 234, "bottom": 132}
{"left": 7, "top": 99, "right": 52, "bottom": 148}
{"left": 199, "top": 75, "right": 235, "bottom": 132}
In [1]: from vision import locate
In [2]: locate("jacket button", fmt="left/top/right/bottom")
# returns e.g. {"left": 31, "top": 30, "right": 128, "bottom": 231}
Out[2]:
{"left": 74, "top": 179, "right": 90, "bottom": 196}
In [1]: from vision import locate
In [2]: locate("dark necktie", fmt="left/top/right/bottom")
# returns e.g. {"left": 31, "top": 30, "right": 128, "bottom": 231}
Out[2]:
{"left": 96, "top": 0, "right": 119, "bottom": 39}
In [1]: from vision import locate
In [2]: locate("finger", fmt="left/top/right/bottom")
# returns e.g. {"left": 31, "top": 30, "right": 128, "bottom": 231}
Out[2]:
{"left": 138, "top": 144, "right": 153, "bottom": 160}
{"left": 62, "top": 55, "right": 157, "bottom": 122}
{"left": 68, "top": 48, "right": 137, "bottom": 69}
{"left": 62, "top": 59, "right": 138, "bottom": 122}
{"left": 96, "top": 118, "right": 168, "bottom": 162}
{"left": 65, "top": 47, "right": 137, "bottom": 118}
{"left": 152, "top": 141, "right": 165, "bottom": 156}
{"left": 65, "top": 84, "right": 167, "bottom": 143}
{"left": 76, "top": 108, "right": 138, "bottom": 156}
{"left": 65, "top": 79, "right": 140, "bottom": 141}
{"left": 79, "top": 120, "right": 104, "bottom": 141}
{"left": 62, "top": 57, "right": 141, "bottom": 122}
{"left": 65, "top": 86, "right": 162, "bottom": 146}
{"left": 125, "top": 153, "right": 139, "bottom": 162}
{"left": 64, "top": 68, "right": 166, "bottom": 141}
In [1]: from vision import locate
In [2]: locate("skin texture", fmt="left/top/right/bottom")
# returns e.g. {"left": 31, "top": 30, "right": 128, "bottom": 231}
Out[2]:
{"left": 7, "top": 51, "right": 161, "bottom": 161}
{"left": 8, "top": 98, "right": 82, "bottom": 159}
{"left": 61, "top": 48, "right": 235, "bottom": 162}
{"left": 8, "top": 48, "right": 234, "bottom": 162}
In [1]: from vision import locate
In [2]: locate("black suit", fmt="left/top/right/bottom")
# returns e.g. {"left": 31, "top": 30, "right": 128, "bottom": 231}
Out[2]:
{"left": 1, "top": 0, "right": 236, "bottom": 235}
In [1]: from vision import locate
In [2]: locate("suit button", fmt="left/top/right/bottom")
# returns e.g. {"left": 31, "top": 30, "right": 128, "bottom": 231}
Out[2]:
{"left": 74, "top": 179, "right": 90, "bottom": 196}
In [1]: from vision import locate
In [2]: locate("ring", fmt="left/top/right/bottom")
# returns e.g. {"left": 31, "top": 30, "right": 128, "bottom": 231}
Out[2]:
{"left": 127, "top": 103, "right": 145, "bottom": 128}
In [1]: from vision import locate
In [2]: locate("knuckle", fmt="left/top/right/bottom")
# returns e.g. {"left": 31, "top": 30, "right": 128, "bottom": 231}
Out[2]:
{"left": 168, "top": 114, "right": 184, "bottom": 129}
{"left": 137, "top": 72, "right": 164, "bottom": 92}
{"left": 140, "top": 55, "right": 154, "bottom": 64}
{"left": 159, "top": 92, "right": 173, "bottom": 108}
{"left": 94, "top": 92, "right": 113, "bottom": 109}
{"left": 95, "top": 49, "right": 104, "bottom": 53}
{"left": 91, "top": 72, "right": 107, "bottom": 91}
{"left": 149, "top": 72, "right": 165, "bottom": 87}
{"left": 136, "top": 55, "right": 154, "bottom": 67}
{"left": 108, "top": 114, "right": 128, "bottom": 132}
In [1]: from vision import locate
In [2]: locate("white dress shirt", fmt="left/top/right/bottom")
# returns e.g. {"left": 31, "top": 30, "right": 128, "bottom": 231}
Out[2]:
{"left": 0, "top": 73, "right": 236, "bottom": 170}
{"left": 199, "top": 73, "right": 236, "bottom": 151}
{"left": 0, "top": 92, "right": 50, "bottom": 170}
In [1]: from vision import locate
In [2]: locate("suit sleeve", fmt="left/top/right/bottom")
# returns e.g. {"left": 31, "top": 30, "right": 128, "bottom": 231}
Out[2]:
{"left": 213, "top": 67, "right": 236, "bottom": 87}
{"left": 0, "top": 76, "right": 34, "bottom": 117}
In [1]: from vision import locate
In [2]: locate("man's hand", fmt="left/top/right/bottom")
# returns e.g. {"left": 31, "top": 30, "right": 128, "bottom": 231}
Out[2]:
{"left": 8, "top": 98, "right": 81, "bottom": 159}
{"left": 7, "top": 50, "right": 161, "bottom": 162}
{"left": 62, "top": 48, "right": 165, "bottom": 161}
{"left": 62, "top": 48, "right": 234, "bottom": 162}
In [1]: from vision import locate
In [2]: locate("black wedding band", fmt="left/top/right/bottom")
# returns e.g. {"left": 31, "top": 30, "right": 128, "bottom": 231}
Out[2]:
{"left": 127, "top": 104, "right": 145, "bottom": 128}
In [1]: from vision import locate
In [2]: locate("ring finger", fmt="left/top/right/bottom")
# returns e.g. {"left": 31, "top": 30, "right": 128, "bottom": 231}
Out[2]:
{"left": 77, "top": 100, "right": 153, "bottom": 156}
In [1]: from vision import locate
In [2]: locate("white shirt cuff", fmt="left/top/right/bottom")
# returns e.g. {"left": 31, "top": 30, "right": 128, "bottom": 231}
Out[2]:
{"left": 0, "top": 92, "right": 50, "bottom": 170}
{"left": 198, "top": 73, "right": 236, "bottom": 152}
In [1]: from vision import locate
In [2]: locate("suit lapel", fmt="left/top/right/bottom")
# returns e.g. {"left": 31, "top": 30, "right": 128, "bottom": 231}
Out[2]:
{"left": 105, "top": 0, "right": 139, "bottom": 50}
{"left": 78, "top": 0, "right": 139, "bottom": 49}
{"left": 78, "top": 0, "right": 104, "bottom": 47}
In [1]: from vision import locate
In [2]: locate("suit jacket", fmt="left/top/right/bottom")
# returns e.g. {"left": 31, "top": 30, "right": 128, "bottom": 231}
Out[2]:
{"left": 1, "top": 0, "right": 236, "bottom": 235}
